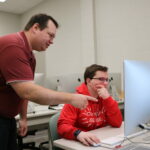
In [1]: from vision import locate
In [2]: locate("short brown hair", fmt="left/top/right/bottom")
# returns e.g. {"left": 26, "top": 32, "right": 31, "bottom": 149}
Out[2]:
{"left": 24, "top": 13, "right": 59, "bottom": 31}
{"left": 84, "top": 64, "right": 108, "bottom": 84}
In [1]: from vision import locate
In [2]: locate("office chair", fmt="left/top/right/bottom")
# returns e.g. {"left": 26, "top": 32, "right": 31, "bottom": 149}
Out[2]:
{"left": 39, "top": 112, "right": 62, "bottom": 150}
{"left": 49, "top": 112, "right": 64, "bottom": 150}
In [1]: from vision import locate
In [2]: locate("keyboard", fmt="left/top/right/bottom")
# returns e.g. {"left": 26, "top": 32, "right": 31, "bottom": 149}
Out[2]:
{"left": 49, "top": 104, "right": 64, "bottom": 110}
{"left": 34, "top": 105, "right": 49, "bottom": 112}
{"left": 101, "top": 134, "right": 124, "bottom": 146}
{"left": 116, "top": 144, "right": 150, "bottom": 150}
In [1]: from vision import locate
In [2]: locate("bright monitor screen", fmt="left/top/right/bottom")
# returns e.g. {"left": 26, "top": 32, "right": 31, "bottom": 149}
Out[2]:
{"left": 124, "top": 60, "right": 150, "bottom": 137}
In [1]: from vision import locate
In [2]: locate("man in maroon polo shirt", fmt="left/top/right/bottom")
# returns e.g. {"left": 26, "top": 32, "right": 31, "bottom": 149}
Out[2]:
{"left": 0, "top": 14, "right": 97, "bottom": 150}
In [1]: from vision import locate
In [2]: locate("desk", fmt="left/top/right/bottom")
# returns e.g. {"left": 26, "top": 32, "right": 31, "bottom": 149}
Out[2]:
{"left": 54, "top": 124, "right": 124, "bottom": 150}
{"left": 16, "top": 109, "right": 59, "bottom": 130}
{"left": 54, "top": 123, "right": 150, "bottom": 150}
{"left": 16, "top": 109, "right": 59, "bottom": 150}
{"left": 16, "top": 102, "right": 123, "bottom": 128}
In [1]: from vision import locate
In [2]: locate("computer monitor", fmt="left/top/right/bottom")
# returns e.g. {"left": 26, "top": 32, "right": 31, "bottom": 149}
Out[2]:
{"left": 55, "top": 73, "right": 84, "bottom": 93}
{"left": 124, "top": 60, "right": 150, "bottom": 137}
{"left": 34, "top": 73, "right": 45, "bottom": 86}
{"left": 108, "top": 73, "right": 121, "bottom": 101}
{"left": 109, "top": 73, "right": 121, "bottom": 94}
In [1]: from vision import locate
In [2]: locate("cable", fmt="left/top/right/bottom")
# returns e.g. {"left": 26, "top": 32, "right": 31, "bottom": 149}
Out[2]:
{"left": 125, "top": 130, "right": 150, "bottom": 145}
{"left": 139, "top": 123, "right": 150, "bottom": 130}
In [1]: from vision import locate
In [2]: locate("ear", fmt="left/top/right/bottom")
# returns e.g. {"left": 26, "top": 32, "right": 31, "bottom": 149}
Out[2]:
{"left": 31, "top": 23, "right": 40, "bottom": 33}
{"left": 86, "top": 78, "right": 91, "bottom": 84}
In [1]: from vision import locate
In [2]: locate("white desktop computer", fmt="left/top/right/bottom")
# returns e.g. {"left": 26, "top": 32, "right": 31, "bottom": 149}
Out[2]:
{"left": 100, "top": 60, "right": 150, "bottom": 149}
{"left": 124, "top": 60, "right": 150, "bottom": 137}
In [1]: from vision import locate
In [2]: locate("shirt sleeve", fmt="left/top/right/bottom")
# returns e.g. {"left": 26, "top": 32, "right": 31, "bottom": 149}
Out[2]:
{"left": 0, "top": 45, "right": 34, "bottom": 83}
{"left": 102, "top": 96, "right": 123, "bottom": 127}
{"left": 57, "top": 104, "right": 80, "bottom": 140}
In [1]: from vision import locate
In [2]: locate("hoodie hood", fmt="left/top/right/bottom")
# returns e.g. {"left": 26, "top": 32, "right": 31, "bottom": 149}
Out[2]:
{"left": 76, "top": 83, "right": 91, "bottom": 96}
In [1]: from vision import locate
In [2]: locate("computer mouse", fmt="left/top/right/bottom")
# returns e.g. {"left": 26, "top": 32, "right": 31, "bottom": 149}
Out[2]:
{"left": 92, "top": 143, "right": 101, "bottom": 147}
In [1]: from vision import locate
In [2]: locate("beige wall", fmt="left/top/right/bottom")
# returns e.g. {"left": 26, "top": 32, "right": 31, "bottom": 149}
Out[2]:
{"left": 95, "top": 0, "right": 150, "bottom": 74}
{"left": 20, "top": 0, "right": 96, "bottom": 89}
{"left": 1, "top": 0, "right": 150, "bottom": 90}
{"left": 0, "top": 11, "right": 20, "bottom": 35}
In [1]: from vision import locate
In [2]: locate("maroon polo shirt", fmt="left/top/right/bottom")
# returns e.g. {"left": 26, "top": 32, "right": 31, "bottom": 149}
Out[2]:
{"left": 0, "top": 32, "right": 36, "bottom": 118}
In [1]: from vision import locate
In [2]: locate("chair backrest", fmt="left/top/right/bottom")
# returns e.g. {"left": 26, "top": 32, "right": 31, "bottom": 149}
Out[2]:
{"left": 48, "top": 112, "right": 62, "bottom": 150}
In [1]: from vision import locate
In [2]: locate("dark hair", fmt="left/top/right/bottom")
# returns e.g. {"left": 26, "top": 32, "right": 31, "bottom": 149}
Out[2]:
{"left": 24, "top": 13, "right": 59, "bottom": 31}
{"left": 84, "top": 64, "right": 108, "bottom": 84}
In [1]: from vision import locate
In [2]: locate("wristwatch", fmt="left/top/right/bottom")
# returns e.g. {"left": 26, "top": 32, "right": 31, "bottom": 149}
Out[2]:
{"left": 74, "top": 129, "right": 81, "bottom": 137}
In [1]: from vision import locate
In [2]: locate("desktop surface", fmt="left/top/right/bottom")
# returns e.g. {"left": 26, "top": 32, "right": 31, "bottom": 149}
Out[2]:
{"left": 16, "top": 107, "right": 59, "bottom": 131}
{"left": 116, "top": 144, "right": 150, "bottom": 150}
{"left": 54, "top": 123, "right": 124, "bottom": 150}
{"left": 54, "top": 123, "right": 150, "bottom": 150}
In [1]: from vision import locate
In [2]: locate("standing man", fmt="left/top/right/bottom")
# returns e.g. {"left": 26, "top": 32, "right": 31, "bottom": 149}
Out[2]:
{"left": 0, "top": 14, "right": 97, "bottom": 150}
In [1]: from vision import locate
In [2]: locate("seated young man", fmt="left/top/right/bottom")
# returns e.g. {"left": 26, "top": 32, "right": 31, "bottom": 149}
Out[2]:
{"left": 57, "top": 64, "right": 122, "bottom": 146}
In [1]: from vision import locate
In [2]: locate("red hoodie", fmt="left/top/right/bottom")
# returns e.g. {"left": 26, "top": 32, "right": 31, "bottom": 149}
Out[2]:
{"left": 57, "top": 83, "right": 122, "bottom": 140}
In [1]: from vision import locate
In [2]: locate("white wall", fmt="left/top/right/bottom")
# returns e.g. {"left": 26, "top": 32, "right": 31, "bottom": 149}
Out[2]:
{"left": 94, "top": 0, "right": 150, "bottom": 74}
{"left": 2, "top": 0, "right": 150, "bottom": 91}
{"left": 0, "top": 11, "right": 20, "bottom": 35}
{"left": 20, "top": 0, "right": 83, "bottom": 76}
{"left": 20, "top": 0, "right": 96, "bottom": 88}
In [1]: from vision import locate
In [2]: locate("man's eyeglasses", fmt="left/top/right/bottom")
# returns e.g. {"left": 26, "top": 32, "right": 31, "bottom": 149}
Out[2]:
{"left": 91, "top": 77, "right": 109, "bottom": 82}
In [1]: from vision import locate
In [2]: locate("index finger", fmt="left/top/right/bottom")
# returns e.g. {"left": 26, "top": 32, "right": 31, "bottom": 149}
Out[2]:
{"left": 86, "top": 96, "right": 98, "bottom": 102}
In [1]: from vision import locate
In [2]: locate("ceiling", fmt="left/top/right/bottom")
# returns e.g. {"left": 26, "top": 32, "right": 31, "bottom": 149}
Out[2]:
{"left": 0, "top": 0, "right": 45, "bottom": 14}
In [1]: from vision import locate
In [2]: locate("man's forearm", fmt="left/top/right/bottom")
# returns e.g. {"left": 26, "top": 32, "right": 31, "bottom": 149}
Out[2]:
{"left": 11, "top": 81, "right": 73, "bottom": 105}
{"left": 19, "top": 99, "right": 28, "bottom": 119}
{"left": 11, "top": 81, "right": 97, "bottom": 109}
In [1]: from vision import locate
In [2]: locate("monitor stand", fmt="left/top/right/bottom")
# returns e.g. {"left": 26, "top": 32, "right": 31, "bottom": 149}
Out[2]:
{"left": 126, "top": 130, "right": 148, "bottom": 139}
